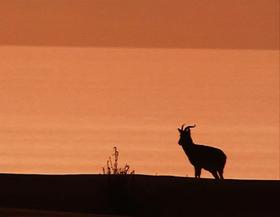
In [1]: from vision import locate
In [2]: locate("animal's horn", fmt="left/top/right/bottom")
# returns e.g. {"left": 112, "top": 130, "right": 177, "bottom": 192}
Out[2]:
{"left": 189, "top": 124, "right": 196, "bottom": 128}
{"left": 184, "top": 124, "right": 196, "bottom": 131}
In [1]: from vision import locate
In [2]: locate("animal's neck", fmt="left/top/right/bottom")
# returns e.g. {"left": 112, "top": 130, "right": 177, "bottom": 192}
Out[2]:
{"left": 182, "top": 138, "right": 194, "bottom": 151}
{"left": 182, "top": 143, "right": 195, "bottom": 161}
{"left": 185, "top": 136, "right": 194, "bottom": 145}
{"left": 180, "top": 132, "right": 195, "bottom": 154}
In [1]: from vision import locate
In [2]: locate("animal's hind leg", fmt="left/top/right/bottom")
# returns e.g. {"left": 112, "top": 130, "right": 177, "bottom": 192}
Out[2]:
{"left": 210, "top": 171, "right": 220, "bottom": 180}
{"left": 218, "top": 169, "right": 224, "bottom": 180}
{"left": 195, "top": 167, "right": 201, "bottom": 178}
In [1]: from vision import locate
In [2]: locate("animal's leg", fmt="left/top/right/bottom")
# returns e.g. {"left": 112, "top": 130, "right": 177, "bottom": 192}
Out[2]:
{"left": 195, "top": 167, "right": 201, "bottom": 178}
{"left": 210, "top": 171, "right": 220, "bottom": 180}
{"left": 218, "top": 169, "right": 224, "bottom": 180}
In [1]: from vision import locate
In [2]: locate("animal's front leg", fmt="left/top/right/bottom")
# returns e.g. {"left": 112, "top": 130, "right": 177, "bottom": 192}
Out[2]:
{"left": 194, "top": 167, "right": 201, "bottom": 178}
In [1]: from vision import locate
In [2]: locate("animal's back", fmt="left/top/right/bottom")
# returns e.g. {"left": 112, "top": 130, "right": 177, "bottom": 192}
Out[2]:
{"left": 188, "top": 144, "right": 226, "bottom": 170}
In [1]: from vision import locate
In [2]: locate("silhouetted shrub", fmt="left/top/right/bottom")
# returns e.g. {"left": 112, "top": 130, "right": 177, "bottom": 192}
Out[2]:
{"left": 102, "top": 146, "right": 135, "bottom": 175}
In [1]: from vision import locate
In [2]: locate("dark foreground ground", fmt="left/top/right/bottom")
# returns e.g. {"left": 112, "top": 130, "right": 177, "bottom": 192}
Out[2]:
{"left": 0, "top": 174, "right": 279, "bottom": 217}
{"left": 0, "top": 207, "right": 131, "bottom": 217}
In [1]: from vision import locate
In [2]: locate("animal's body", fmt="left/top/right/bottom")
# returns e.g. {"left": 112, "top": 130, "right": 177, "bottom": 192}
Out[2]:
{"left": 178, "top": 124, "right": 227, "bottom": 180}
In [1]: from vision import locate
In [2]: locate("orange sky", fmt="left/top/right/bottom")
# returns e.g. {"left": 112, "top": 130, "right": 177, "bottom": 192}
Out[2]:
{"left": 0, "top": 0, "right": 279, "bottom": 49}
{"left": 0, "top": 47, "right": 279, "bottom": 179}
{"left": 0, "top": 0, "right": 279, "bottom": 179}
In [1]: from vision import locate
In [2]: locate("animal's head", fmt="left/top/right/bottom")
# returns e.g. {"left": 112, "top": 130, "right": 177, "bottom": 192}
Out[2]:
{"left": 177, "top": 124, "right": 196, "bottom": 146}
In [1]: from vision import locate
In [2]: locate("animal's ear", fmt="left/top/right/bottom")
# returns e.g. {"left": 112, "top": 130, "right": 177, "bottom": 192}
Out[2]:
{"left": 178, "top": 128, "right": 182, "bottom": 133}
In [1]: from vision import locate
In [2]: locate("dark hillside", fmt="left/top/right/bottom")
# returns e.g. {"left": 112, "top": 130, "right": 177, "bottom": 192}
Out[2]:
{"left": 0, "top": 174, "right": 279, "bottom": 217}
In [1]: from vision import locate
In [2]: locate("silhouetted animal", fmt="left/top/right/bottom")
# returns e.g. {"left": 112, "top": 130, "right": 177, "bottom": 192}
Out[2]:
{"left": 178, "top": 124, "right": 227, "bottom": 180}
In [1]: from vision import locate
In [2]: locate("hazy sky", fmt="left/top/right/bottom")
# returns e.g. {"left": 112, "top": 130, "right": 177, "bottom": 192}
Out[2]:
{"left": 0, "top": 47, "right": 278, "bottom": 179}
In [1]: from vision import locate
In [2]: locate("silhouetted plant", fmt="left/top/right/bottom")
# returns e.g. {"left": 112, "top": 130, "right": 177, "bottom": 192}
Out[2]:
{"left": 102, "top": 146, "right": 135, "bottom": 175}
